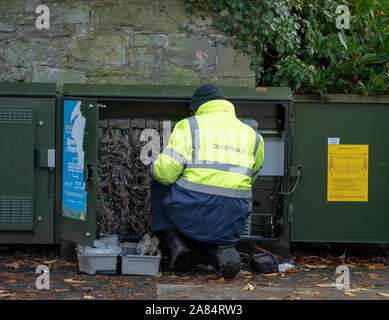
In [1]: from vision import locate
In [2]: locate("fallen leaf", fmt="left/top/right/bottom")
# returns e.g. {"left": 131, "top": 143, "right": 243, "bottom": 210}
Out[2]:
{"left": 267, "top": 297, "right": 279, "bottom": 300}
{"left": 285, "top": 268, "right": 298, "bottom": 273}
{"left": 321, "top": 258, "right": 335, "bottom": 265}
{"left": 367, "top": 263, "right": 385, "bottom": 269}
{"left": 347, "top": 288, "right": 371, "bottom": 292}
{"left": 43, "top": 259, "right": 57, "bottom": 265}
{"left": 54, "top": 289, "right": 69, "bottom": 292}
{"left": 257, "top": 282, "right": 269, "bottom": 287}
{"left": 206, "top": 274, "right": 218, "bottom": 279}
{"left": 5, "top": 262, "right": 20, "bottom": 269}
{"left": 5, "top": 279, "right": 16, "bottom": 284}
{"left": 344, "top": 291, "right": 356, "bottom": 297}
{"left": 243, "top": 283, "right": 254, "bottom": 291}
{"left": 306, "top": 264, "right": 327, "bottom": 269}
{"left": 369, "top": 274, "right": 379, "bottom": 280}
{"left": 264, "top": 273, "right": 279, "bottom": 277}
{"left": 315, "top": 283, "right": 337, "bottom": 288}
{"left": 83, "top": 295, "right": 95, "bottom": 300}
{"left": 0, "top": 291, "right": 14, "bottom": 298}
{"left": 285, "top": 296, "right": 302, "bottom": 300}
{"left": 135, "top": 293, "right": 145, "bottom": 296}
{"left": 82, "top": 287, "right": 94, "bottom": 291}
{"left": 293, "top": 290, "right": 321, "bottom": 296}
{"left": 337, "top": 251, "right": 346, "bottom": 260}
{"left": 114, "top": 281, "right": 134, "bottom": 288}
{"left": 245, "top": 275, "right": 254, "bottom": 279}
{"left": 377, "top": 292, "right": 389, "bottom": 297}
{"left": 240, "top": 270, "right": 252, "bottom": 275}
{"left": 64, "top": 279, "right": 87, "bottom": 284}
{"left": 255, "top": 87, "right": 268, "bottom": 93}
{"left": 57, "top": 260, "right": 78, "bottom": 267}
{"left": 210, "top": 277, "right": 225, "bottom": 283}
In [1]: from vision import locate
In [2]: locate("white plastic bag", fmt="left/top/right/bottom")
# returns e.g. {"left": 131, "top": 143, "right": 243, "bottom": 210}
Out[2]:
{"left": 77, "top": 234, "right": 120, "bottom": 255}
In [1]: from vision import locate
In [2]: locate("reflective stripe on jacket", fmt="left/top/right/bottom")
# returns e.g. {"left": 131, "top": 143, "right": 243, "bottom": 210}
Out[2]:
{"left": 150, "top": 99, "right": 265, "bottom": 244}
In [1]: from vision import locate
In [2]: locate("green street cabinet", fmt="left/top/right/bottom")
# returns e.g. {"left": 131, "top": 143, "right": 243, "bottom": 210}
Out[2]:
{"left": 0, "top": 83, "right": 57, "bottom": 243}
{"left": 291, "top": 95, "right": 389, "bottom": 243}
{"left": 59, "top": 84, "right": 293, "bottom": 246}
{"left": 2, "top": 82, "right": 389, "bottom": 247}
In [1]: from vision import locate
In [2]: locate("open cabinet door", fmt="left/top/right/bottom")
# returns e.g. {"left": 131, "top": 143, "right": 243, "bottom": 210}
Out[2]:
{"left": 60, "top": 99, "right": 98, "bottom": 246}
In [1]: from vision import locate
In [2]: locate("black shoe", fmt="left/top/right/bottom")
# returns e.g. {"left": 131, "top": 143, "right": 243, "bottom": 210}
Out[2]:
{"left": 166, "top": 230, "right": 191, "bottom": 271}
{"left": 216, "top": 244, "right": 241, "bottom": 279}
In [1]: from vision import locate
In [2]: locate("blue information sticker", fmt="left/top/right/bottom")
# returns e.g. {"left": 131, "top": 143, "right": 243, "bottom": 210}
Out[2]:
{"left": 62, "top": 100, "right": 87, "bottom": 220}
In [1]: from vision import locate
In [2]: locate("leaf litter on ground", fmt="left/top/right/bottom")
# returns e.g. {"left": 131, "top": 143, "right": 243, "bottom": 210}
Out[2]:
{"left": 377, "top": 292, "right": 389, "bottom": 297}
{"left": 315, "top": 283, "right": 337, "bottom": 288}
{"left": 64, "top": 279, "right": 88, "bottom": 284}
{"left": 243, "top": 283, "right": 254, "bottom": 291}
{"left": 5, "top": 262, "right": 20, "bottom": 269}
{"left": 293, "top": 290, "right": 321, "bottom": 296}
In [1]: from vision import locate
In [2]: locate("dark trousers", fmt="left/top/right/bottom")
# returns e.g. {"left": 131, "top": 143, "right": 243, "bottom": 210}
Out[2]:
{"left": 150, "top": 179, "right": 174, "bottom": 232}
{"left": 150, "top": 179, "right": 217, "bottom": 266}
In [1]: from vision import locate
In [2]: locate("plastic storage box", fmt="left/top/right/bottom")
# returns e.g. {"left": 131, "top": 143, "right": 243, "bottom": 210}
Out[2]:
{"left": 120, "top": 242, "right": 161, "bottom": 276}
{"left": 76, "top": 248, "right": 118, "bottom": 275}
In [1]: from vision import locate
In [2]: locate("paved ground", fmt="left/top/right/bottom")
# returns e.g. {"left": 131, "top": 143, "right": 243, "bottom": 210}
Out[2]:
{"left": 0, "top": 244, "right": 389, "bottom": 300}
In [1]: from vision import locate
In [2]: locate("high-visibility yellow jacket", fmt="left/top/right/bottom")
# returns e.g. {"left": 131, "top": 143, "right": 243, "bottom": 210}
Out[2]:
{"left": 151, "top": 99, "right": 264, "bottom": 244}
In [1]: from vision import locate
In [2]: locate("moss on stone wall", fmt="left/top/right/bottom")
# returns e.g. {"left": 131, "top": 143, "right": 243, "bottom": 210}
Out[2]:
{"left": 0, "top": 0, "right": 254, "bottom": 89}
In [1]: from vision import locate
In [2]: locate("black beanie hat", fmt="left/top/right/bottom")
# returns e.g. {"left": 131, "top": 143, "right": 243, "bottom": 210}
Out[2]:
{"left": 190, "top": 84, "right": 225, "bottom": 112}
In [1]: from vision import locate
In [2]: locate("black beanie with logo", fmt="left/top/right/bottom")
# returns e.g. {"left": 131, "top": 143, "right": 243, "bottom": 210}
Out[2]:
{"left": 190, "top": 84, "right": 225, "bottom": 113}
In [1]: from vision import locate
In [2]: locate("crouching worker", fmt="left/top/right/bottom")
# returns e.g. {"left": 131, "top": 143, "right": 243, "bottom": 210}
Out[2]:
{"left": 149, "top": 84, "right": 264, "bottom": 278}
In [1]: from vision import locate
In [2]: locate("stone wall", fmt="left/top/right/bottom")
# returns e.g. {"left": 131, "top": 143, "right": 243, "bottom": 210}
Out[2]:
{"left": 0, "top": 0, "right": 254, "bottom": 90}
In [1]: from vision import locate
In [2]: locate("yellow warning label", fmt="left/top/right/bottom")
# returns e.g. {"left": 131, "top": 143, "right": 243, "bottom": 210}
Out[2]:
{"left": 327, "top": 145, "right": 368, "bottom": 202}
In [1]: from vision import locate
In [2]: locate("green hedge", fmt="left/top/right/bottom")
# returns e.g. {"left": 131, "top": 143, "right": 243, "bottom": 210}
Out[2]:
{"left": 184, "top": 0, "right": 388, "bottom": 95}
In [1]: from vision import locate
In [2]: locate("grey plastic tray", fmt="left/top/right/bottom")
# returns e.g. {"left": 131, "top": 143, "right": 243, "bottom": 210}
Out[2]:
{"left": 120, "top": 242, "right": 161, "bottom": 276}
{"left": 77, "top": 249, "right": 118, "bottom": 275}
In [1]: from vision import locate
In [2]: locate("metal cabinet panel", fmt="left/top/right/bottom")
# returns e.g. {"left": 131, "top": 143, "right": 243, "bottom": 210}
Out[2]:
{"left": 0, "top": 106, "right": 35, "bottom": 230}
{"left": 291, "top": 98, "right": 389, "bottom": 242}
{"left": 0, "top": 82, "right": 56, "bottom": 243}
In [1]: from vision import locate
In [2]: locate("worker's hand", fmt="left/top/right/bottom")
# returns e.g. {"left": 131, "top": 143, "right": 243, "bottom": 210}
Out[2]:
{"left": 147, "top": 165, "right": 154, "bottom": 180}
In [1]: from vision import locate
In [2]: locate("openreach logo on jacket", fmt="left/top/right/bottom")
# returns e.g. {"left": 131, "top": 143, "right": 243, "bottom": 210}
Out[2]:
{"left": 213, "top": 143, "right": 247, "bottom": 154}
{"left": 138, "top": 125, "right": 253, "bottom": 166}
